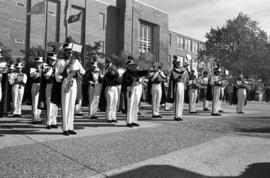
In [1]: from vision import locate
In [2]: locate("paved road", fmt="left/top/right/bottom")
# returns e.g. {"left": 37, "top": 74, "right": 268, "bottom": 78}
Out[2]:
{"left": 0, "top": 102, "right": 269, "bottom": 178}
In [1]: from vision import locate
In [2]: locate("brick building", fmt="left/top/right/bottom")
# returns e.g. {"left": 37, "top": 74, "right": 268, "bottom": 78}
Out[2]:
{"left": 0, "top": 0, "right": 204, "bottom": 69}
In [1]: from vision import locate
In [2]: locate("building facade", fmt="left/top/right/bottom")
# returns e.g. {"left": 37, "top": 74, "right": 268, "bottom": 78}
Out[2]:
{"left": 0, "top": 0, "right": 203, "bottom": 69}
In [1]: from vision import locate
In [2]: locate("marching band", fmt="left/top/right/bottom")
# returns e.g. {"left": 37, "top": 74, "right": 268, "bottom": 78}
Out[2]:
{"left": 0, "top": 44, "right": 252, "bottom": 136}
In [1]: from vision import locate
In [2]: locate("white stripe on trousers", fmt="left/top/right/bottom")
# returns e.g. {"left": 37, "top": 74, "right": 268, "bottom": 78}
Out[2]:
{"left": 62, "top": 79, "right": 77, "bottom": 131}
{"left": 152, "top": 83, "right": 162, "bottom": 116}
{"left": 126, "top": 85, "right": 141, "bottom": 124}
{"left": 237, "top": 88, "right": 246, "bottom": 113}
{"left": 175, "top": 82, "right": 185, "bottom": 118}
{"left": 12, "top": 84, "right": 25, "bottom": 115}
{"left": 46, "top": 84, "right": 58, "bottom": 126}
{"left": 31, "top": 83, "right": 41, "bottom": 120}
{"left": 188, "top": 88, "right": 197, "bottom": 112}
{"left": 106, "top": 86, "right": 119, "bottom": 121}
{"left": 212, "top": 86, "right": 221, "bottom": 114}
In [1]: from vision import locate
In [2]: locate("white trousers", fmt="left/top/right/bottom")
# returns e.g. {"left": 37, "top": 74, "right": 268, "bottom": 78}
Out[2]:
{"left": 62, "top": 79, "right": 77, "bottom": 131}
{"left": 106, "top": 86, "right": 119, "bottom": 121}
{"left": 12, "top": 85, "right": 25, "bottom": 115}
{"left": 175, "top": 82, "right": 185, "bottom": 118}
{"left": 126, "top": 85, "right": 141, "bottom": 124}
{"left": 203, "top": 99, "right": 209, "bottom": 109}
{"left": 88, "top": 86, "right": 99, "bottom": 116}
{"left": 31, "top": 83, "right": 41, "bottom": 120}
{"left": 188, "top": 89, "right": 197, "bottom": 112}
{"left": 212, "top": 86, "right": 221, "bottom": 114}
{"left": 152, "top": 83, "right": 162, "bottom": 116}
{"left": 117, "top": 85, "right": 121, "bottom": 110}
{"left": 46, "top": 84, "right": 58, "bottom": 126}
{"left": 237, "top": 89, "right": 246, "bottom": 113}
{"left": 217, "top": 87, "right": 224, "bottom": 111}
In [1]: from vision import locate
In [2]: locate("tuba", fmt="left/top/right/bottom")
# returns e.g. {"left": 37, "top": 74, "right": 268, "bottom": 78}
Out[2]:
{"left": 64, "top": 56, "right": 76, "bottom": 93}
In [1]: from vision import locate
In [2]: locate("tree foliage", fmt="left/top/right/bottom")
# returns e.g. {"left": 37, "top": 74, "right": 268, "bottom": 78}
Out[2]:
{"left": 199, "top": 13, "right": 270, "bottom": 82}
{"left": 0, "top": 41, "right": 12, "bottom": 63}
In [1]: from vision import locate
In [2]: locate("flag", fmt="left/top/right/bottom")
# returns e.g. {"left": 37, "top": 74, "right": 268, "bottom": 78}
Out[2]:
{"left": 67, "top": 12, "right": 82, "bottom": 24}
{"left": 27, "top": 1, "right": 45, "bottom": 15}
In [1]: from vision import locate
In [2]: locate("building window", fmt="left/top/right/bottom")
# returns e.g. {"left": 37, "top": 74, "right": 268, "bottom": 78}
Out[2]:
{"left": 16, "top": 1, "right": 25, "bottom": 7}
{"left": 185, "top": 39, "right": 191, "bottom": 51}
{"left": 15, "top": 38, "right": 24, "bottom": 44}
{"left": 99, "top": 13, "right": 105, "bottom": 30}
{"left": 169, "top": 34, "right": 172, "bottom": 46}
{"left": 177, "top": 36, "right": 184, "bottom": 49}
{"left": 48, "top": 10, "right": 56, "bottom": 16}
{"left": 139, "top": 20, "right": 154, "bottom": 54}
{"left": 168, "top": 55, "right": 171, "bottom": 68}
{"left": 192, "top": 41, "right": 198, "bottom": 53}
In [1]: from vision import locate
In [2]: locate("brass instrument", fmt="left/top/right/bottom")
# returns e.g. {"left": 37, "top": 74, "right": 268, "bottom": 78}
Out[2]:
{"left": 64, "top": 56, "right": 76, "bottom": 93}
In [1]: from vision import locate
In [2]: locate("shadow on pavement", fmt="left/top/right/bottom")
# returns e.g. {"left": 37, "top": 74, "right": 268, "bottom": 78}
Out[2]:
{"left": 109, "top": 163, "right": 270, "bottom": 178}
{"left": 234, "top": 127, "right": 270, "bottom": 133}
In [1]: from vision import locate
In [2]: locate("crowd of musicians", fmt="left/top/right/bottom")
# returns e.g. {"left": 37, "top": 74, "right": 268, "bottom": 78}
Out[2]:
{"left": 0, "top": 43, "right": 251, "bottom": 136}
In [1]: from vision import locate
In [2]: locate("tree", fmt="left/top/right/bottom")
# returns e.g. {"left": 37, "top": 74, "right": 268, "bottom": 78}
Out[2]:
{"left": 0, "top": 41, "right": 12, "bottom": 63}
{"left": 199, "top": 13, "right": 270, "bottom": 82}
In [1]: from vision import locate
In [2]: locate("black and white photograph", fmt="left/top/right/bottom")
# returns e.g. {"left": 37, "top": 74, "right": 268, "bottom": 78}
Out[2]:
{"left": 0, "top": 0, "right": 270, "bottom": 177}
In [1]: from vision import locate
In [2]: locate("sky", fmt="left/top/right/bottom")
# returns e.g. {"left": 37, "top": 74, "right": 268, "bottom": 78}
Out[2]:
{"left": 102, "top": 0, "right": 270, "bottom": 41}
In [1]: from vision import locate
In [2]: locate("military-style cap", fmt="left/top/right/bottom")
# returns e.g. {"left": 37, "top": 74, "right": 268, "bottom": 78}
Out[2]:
{"left": 16, "top": 62, "right": 23, "bottom": 69}
{"left": 48, "top": 53, "right": 57, "bottom": 60}
{"left": 35, "top": 57, "right": 43, "bottom": 63}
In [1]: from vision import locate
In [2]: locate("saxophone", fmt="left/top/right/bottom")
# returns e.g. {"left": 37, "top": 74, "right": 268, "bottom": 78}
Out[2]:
{"left": 64, "top": 56, "right": 76, "bottom": 93}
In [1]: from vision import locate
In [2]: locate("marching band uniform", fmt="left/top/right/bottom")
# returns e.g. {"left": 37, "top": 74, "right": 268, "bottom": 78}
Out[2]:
{"left": 233, "top": 72, "right": 249, "bottom": 114}
{"left": 199, "top": 71, "right": 210, "bottom": 111}
{"left": 55, "top": 43, "right": 85, "bottom": 136}
{"left": 149, "top": 63, "right": 166, "bottom": 118}
{"left": 210, "top": 68, "right": 225, "bottom": 116}
{"left": 11, "top": 63, "right": 27, "bottom": 117}
{"left": 0, "top": 61, "right": 12, "bottom": 117}
{"left": 85, "top": 61, "right": 102, "bottom": 119}
{"left": 30, "top": 57, "right": 44, "bottom": 123}
{"left": 103, "top": 62, "right": 120, "bottom": 123}
{"left": 44, "top": 54, "right": 58, "bottom": 129}
{"left": 122, "top": 59, "right": 148, "bottom": 127}
{"left": 0, "top": 64, "right": 15, "bottom": 117}
{"left": 188, "top": 71, "right": 199, "bottom": 113}
{"left": 167, "top": 57, "right": 189, "bottom": 121}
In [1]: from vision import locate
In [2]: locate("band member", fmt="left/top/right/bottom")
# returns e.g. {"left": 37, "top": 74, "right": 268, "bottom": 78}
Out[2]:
{"left": 199, "top": 70, "right": 210, "bottom": 111}
{"left": 11, "top": 62, "right": 27, "bottom": 117}
{"left": 1, "top": 64, "right": 16, "bottom": 117}
{"left": 0, "top": 61, "right": 12, "bottom": 117}
{"left": 188, "top": 70, "right": 199, "bottom": 113}
{"left": 85, "top": 61, "right": 102, "bottom": 119}
{"left": 233, "top": 71, "right": 249, "bottom": 114}
{"left": 217, "top": 70, "right": 228, "bottom": 113}
{"left": 122, "top": 59, "right": 148, "bottom": 127}
{"left": 30, "top": 57, "right": 44, "bottom": 123}
{"left": 210, "top": 67, "right": 226, "bottom": 116}
{"left": 149, "top": 62, "right": 166, "bottom": 118}
{"left": 44, "top": 53, "right": 58, "bottom": 129}
{"left": 117, "top": 67, "right": 126, "bottom": 113}
{"left": 55, "top": 43, "right": 85, "bottom": 136}
{"left": 167, "top": 56, "right": 189, "bottom": 121}
{"left": 103, "top": 59, "right": 120, "bottom": 123}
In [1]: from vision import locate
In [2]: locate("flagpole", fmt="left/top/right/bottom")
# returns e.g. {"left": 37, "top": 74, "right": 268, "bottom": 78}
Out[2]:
{"left": 65, "top": 0, "right": 69, "bottom": 41}
{"left": 44, "top": 0, "right": 49, "bottom": 61}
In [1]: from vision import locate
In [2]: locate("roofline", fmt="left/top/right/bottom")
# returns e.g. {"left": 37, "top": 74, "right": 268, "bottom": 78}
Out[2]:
{"left": 96, "top": 0, "right": 111, "bottom": 6}
{"left": 134, "top": 0, "right": 168, "bottom": 14}
{"left": 169, "top": 29, "right": 205, "bottom": 43}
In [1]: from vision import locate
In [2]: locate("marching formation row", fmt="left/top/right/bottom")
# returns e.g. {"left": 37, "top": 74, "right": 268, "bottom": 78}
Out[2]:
{"left": 0, "top": 43, "right": 250, "bottom": 136}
